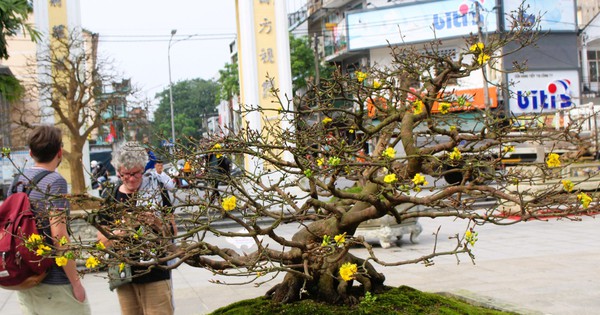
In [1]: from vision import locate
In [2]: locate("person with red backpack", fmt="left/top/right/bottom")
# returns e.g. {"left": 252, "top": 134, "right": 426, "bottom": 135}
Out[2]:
{"left": 7, "top": 125, "right": 90, "bottom": 314}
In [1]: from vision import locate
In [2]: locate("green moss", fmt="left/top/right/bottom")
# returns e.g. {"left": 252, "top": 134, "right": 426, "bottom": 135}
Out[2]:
{"left": 210, "top": 286, "right": 515, "bottom": 315}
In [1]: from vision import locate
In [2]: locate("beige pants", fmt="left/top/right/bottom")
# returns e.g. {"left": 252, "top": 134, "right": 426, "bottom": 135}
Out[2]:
{"left": 116, "top": 279, "right": 174, "bottom": 315}
{"left": 17, "top": 283, "right": 91, "bottom": 315}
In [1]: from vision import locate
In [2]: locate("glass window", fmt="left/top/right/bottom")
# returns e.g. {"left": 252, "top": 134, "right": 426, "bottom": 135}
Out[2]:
{"left": 588, "top": 50, "right": 597, "bottom": 60}
{"left": 590, "top": 61, "right": 598, "bottom": 82}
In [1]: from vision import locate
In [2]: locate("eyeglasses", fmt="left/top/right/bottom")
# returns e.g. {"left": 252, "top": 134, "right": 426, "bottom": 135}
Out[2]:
{"left": 119, "top": 170, "right": 143, "bottom": 179}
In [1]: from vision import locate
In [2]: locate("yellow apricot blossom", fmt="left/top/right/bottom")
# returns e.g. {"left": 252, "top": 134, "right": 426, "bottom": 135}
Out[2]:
{"left": 55, "top": 256, "right": 69, "bottom": 267}
{"left": 382, "top": 147, "right": 396, "bottom": 158}
{"left": 562, "top": 179, "right": 574, "bottom": 192}
{"left": 85, "top": 256, "right": 100, "bottom": 269}
{"left": 96, "top": 241, "right": 106, "bottom": 250}
{"left": 27, "top": 233, "right": 42, "bottom": 245}
{"left": 36, "top": 244, "right": 51, "bottom": 256}
{"left": 412, "top": 173, "right": 428, "bottom": 186}
{"left": 373, "top": 80, "right": 381, "bottom": 89}
{"left": 470, "top": 42, "right": 484, "bottom": 52}
{"left": 355, "top": 71, "right": 367, "bottom": 83}
{"left": 322, "top": 117, "right": 332, "bottom": 125}
{"left": 413, "top": 100, "right": 423, "bottom": 115}
{"left": 384, "top": 173, "right": 397, "bottom": 184}
{"left": 477, "top": 53, "right": 490, "bottom": 65}
{"left": 334, "top": 233, "right": 346, "bottom": 246}
{"left": 546, "top": 153, "right": 560, "bottom": 168}
{"left": 577, "top": 192, "right": 592, "bottom": 209}
{"left": 439, "top": 102, "right": 451, "bottom": 114}
{"left": 449, "top": 147, "right": 462, "bottom": 160}
{"left": 339, "top": 262, "right": 358, "bottom": 281}
{"left": 503, "top": 145, "right": 515, "bottom": 153}
{"left": 465, "top": 230, "right": 478, "bottom": 246}
{"left": 317, "top": 157, "right": 325, "bottom": 167}
{"left": 221, "top": 196, "right": 237, "bottom": 212}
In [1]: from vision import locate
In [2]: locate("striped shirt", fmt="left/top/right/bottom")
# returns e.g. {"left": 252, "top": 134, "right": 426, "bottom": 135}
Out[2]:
{"left": 8, "top": 167, "right": 70, "bottom": 285}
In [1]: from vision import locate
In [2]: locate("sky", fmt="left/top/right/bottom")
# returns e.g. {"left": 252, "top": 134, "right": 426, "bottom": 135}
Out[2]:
{"left": 80, "top": 0, "right": 238, "bottom": 105}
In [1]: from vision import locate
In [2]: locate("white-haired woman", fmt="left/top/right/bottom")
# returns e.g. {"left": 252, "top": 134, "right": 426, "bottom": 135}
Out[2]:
{"left": 96, "top": 141, "right": 176, "bottom": 315}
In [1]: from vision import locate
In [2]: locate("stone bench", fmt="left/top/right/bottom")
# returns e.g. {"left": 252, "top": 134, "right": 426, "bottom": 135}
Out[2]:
{"left": 354, "top": 204, "right": 423, "bottom": 249}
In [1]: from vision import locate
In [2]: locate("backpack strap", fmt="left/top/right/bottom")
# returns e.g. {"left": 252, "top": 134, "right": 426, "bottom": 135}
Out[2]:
{"left": 25, "top": 170, "right": 53, "bottom": 196}
{"left": 10, "top": 170, "right": 53, "bottom": 195}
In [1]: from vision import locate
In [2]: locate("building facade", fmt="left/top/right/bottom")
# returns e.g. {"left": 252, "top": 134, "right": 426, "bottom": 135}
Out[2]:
{"left": 297, "top": 0, "right": 580, "bottom": 120}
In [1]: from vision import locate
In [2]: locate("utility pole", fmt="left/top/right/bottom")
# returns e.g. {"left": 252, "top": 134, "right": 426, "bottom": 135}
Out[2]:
{"left": 475, "top": 1, "right": 491, "bottom": 112}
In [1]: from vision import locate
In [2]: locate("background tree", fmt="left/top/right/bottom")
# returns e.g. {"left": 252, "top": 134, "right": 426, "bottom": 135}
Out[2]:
{"left": 0, "top": 0, "right": 40, "bottom": 102}
{"left": 153, "top": 78, "right": 219, "bottom": 144}
{"left": 15, "top": 30, "right": 132, "bottom": 194}
{"left": 289, "top": 34, "right": 333, "bottom": 92}
{"left": 75, "top": 11, "right": 596, "bottom": 308}
{"left": 0, "top": 0, "right": 40, "bottom": 60}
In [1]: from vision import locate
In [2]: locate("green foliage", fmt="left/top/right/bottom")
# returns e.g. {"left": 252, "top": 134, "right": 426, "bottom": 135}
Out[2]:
{"left": 289, "top": 34, "right": 334, "bottom": 91}
{"left": 217, "top": 62, "right": 239, "bottom": 101}
{"left": 210, "top": 286, "right": 514, "bottom": 315}
{"left": 153, "top": 78, "right": 219, "bottom": 143}
{"left": 0, "top": 0, "right": 41, "bottom": 60}
{"left": 0, "top": 73, "right": 24, "bottom": 101}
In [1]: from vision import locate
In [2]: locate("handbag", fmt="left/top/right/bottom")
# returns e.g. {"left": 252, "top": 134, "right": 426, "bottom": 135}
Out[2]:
{"left": 107, "top": 263, "right": 132, "bottom": 291}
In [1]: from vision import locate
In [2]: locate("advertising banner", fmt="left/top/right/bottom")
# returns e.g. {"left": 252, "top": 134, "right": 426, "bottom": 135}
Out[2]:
{"left": 503, "top": 0, "right": 576, "bottom": 32}
{"left": 347, "top": 0, "right": 497, "bottom": 51}
{"left": 508, "top": 70, "right": 580, "bottom": 115}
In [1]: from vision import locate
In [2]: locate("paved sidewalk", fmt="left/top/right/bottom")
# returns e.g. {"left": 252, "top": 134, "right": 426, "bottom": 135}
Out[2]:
{"left": 0, "top": 215, "right": 598, "bottom": 314}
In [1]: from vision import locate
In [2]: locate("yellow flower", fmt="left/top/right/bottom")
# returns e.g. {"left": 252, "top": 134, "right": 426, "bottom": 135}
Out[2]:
{"left": 119, "top": 262, "right": 125, "bottom": 272}
{"left": 465, "top": 230, "right": 478, "bottom": 246}
{"left": 439, "top": 102, "right": 451, "bottom": 114}
{"left": 55, "top": 256, "right": 69, "bottom": 267}
{"left": 384, "top": 173, "right": 397, "bottom": 184}
{"left": 449, "top": 125, "right": 456, "bottom": 131}
{"left": 317, "top": 157, "right": 325, "bottom": 167}
{"left": 373, "top": 80, "right": 381, "bottom": 89}
{"left": 503, "top": 145, "right": 515, "bottom": 153}
{"left": 334, "top": 233, "right": 346, "bottom": 246}
{"left": 85, "top": 256, "right": 100, "bottom": 269}
{"left": 577, "top": 192, "right": 592, "bottom": 209}
{"left": 27, "top": 233, "right": 42, "bottom": 245}
{"left": 413, "top": 100, "right": 423, "bottom": 115}
{"left": 349, "top": 129, "right": 354, "bottom": 133}
{"left": 546, "top": 153, "right": 560, "bottom": 168}
{"left": 382, "top": 147, "right": 396, "bottom": 159}
{"left": 36, "top": 244, "right": 51, "bottom": 256}
{"left": 96, "top": 241, "right": 106, "bottom": 250}
{"left": 58, "top": 236, "right": 68, "bottom": 246}
{"left": 449, "top": 147, "right": 462, "bottom": 160}
{"left": 355, "top": 71, "right": 367, "bottom": 83}
{"left": 221, "top": 196, "right": 237, "bottom": 212}
{"left": 322, "top": 117, "right": 333, "bottom": 125}
{"left": 470, "top": 42, "right": 484, "bottom": 52}
{"left": 339, "top": 262, "right": 358, "bottom": 281}
{"left": 477, "top": 53, "right": 491, "bottom": 65}
{"left": 562, "top": 179, "right": 574, "bottom": 192}
{"left": 412, "top": 173, "right": 427, "bottom": 186}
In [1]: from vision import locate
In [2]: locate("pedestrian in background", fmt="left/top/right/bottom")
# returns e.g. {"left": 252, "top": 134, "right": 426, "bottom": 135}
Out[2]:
{"left": 207, "top": 151, "right": 231, "bottom": 204}
{"left": 97, "top": 141, "right": 176, "bottom": 315}
{"left": 8, "top": 125, "right": 90, "bottom": 315}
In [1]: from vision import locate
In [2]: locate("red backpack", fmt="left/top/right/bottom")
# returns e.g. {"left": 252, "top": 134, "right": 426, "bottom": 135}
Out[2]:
{"left": 0, "top": 170, "right": 54, "bottom": 290}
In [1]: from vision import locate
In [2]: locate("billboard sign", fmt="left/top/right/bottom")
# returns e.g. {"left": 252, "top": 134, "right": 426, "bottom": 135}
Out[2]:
{"left": 508, "top": 70, "right": 580, "bottom": 115}
{"left": 503, "top": 0, "right": 576, "bottom": 32}
{"left": 347, "top": 0, "right": 497, "bottom": 51}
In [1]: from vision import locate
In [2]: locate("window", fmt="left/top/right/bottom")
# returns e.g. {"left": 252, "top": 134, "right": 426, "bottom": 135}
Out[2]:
{"left": 588, "top": 50, "right": 600, "bottom": 83}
